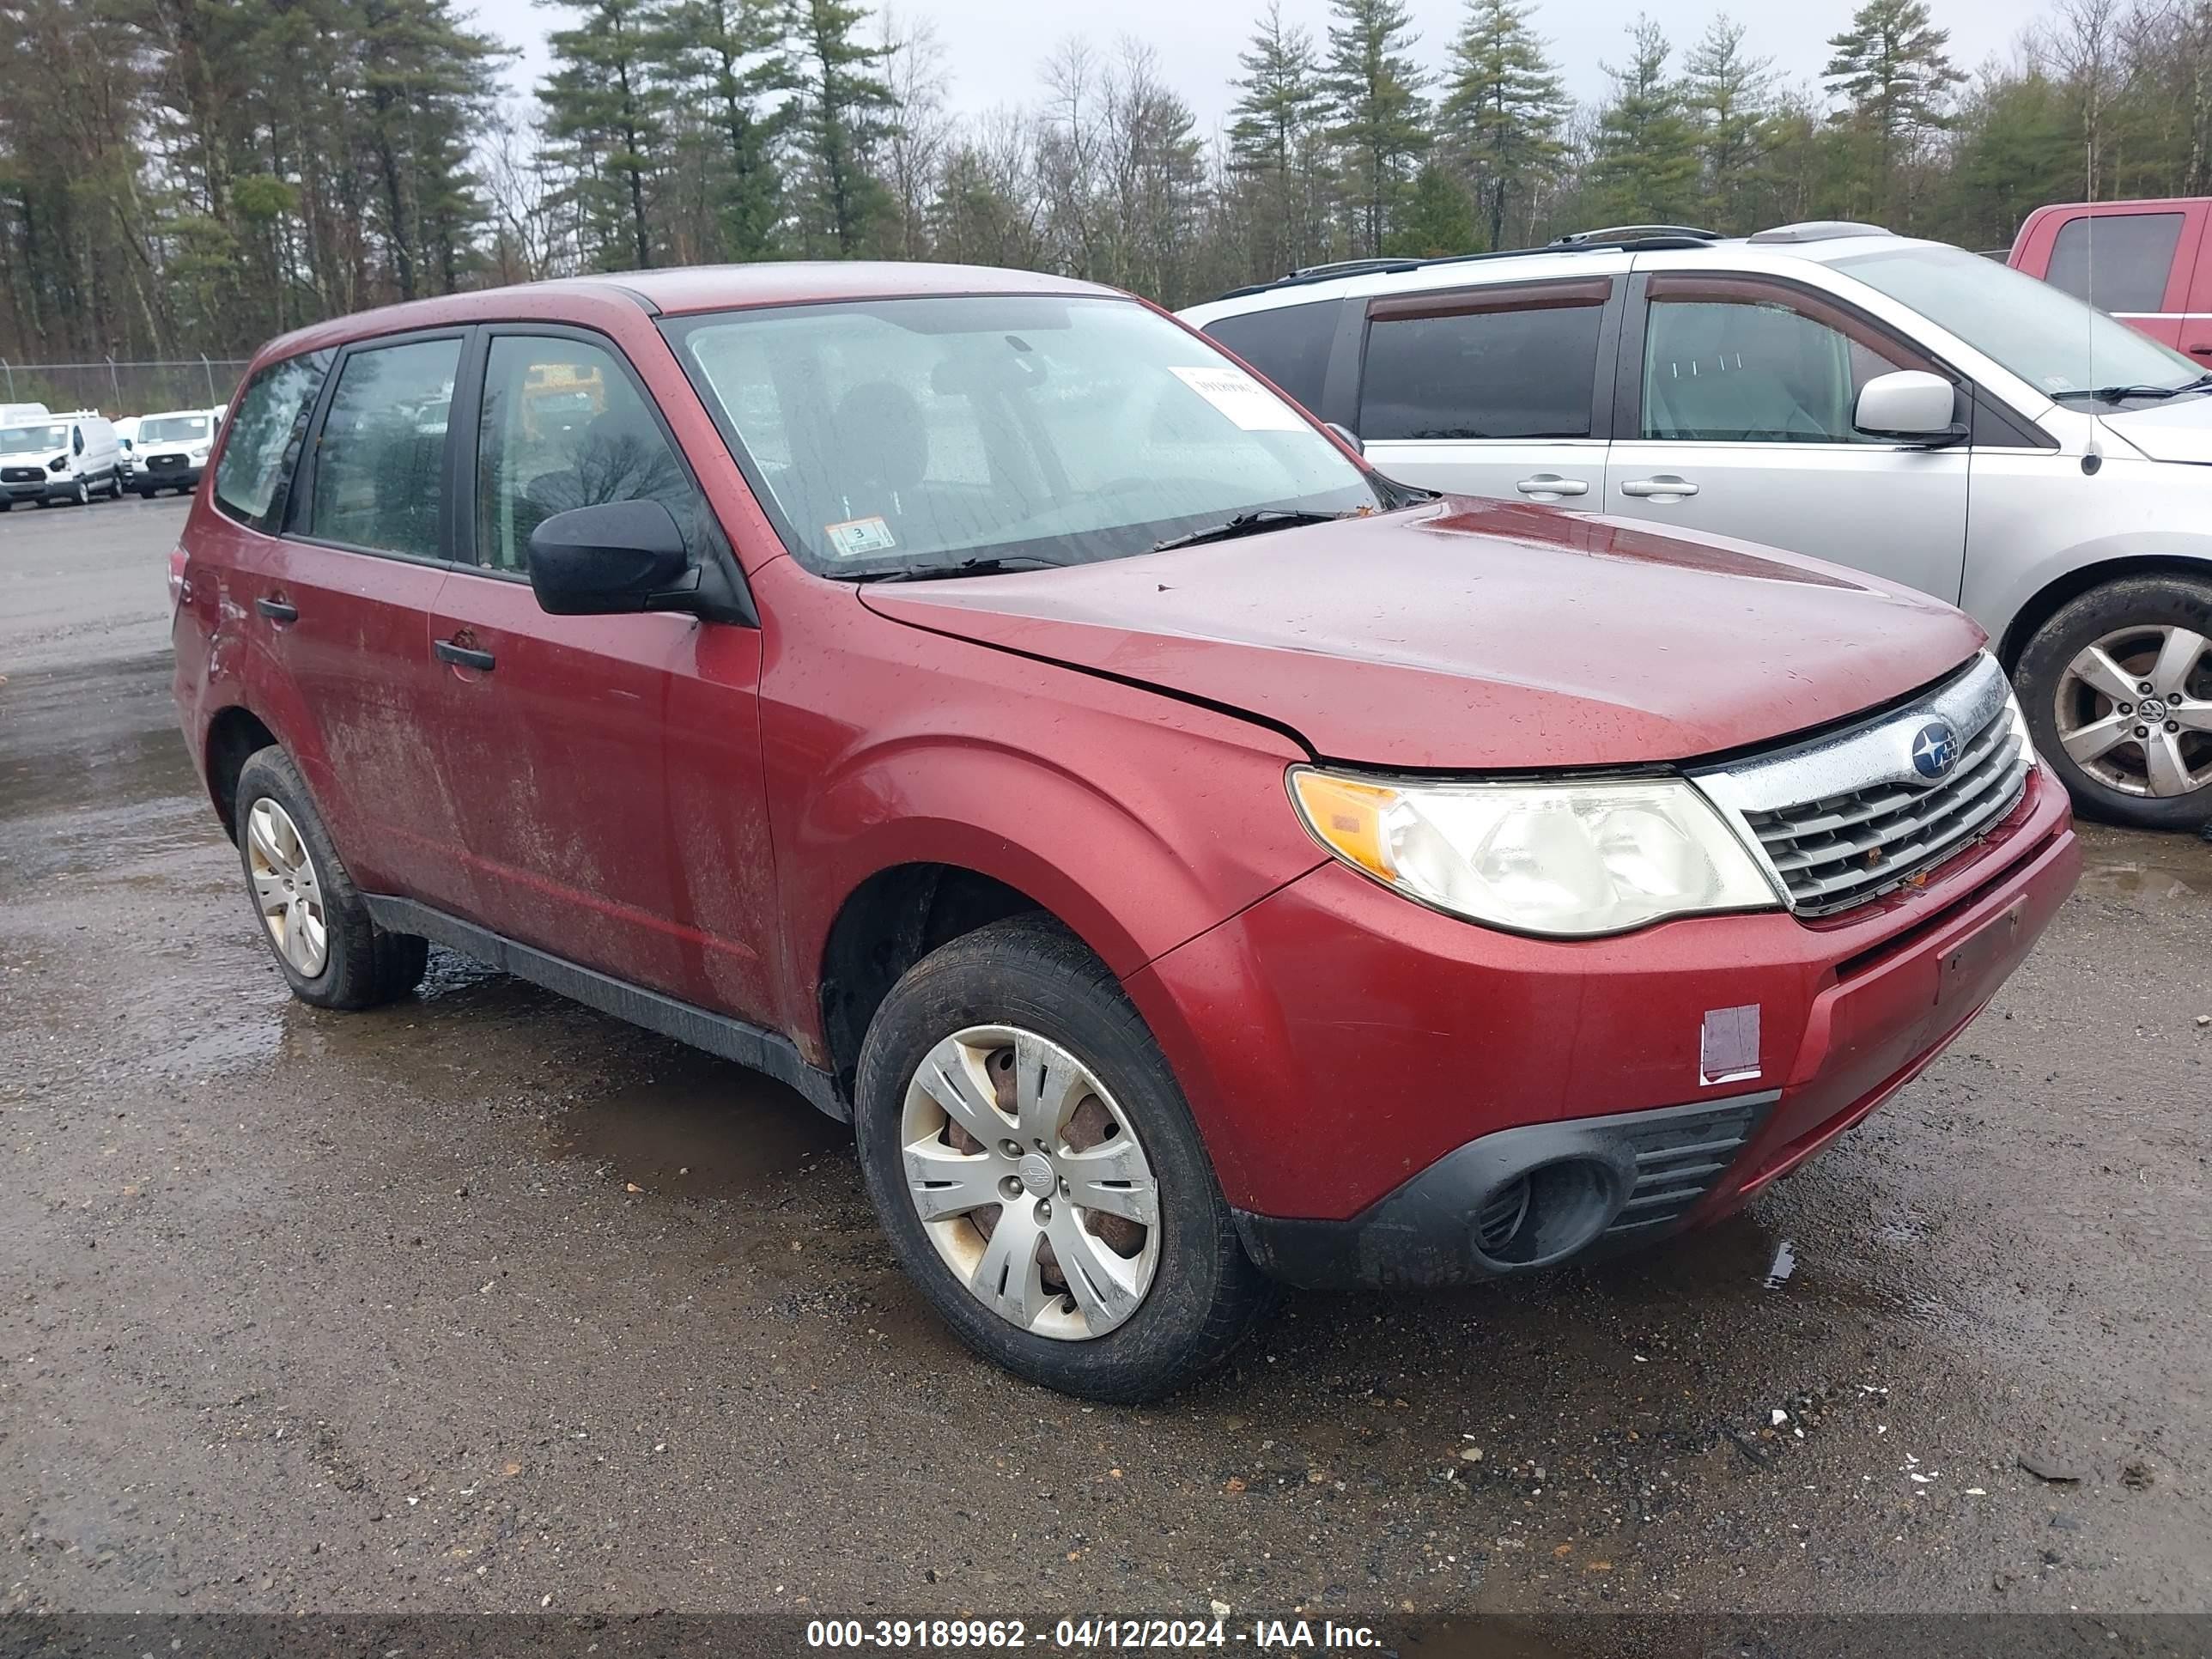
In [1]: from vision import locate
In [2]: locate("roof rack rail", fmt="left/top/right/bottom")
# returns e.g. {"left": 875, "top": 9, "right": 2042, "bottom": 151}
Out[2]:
{"left": 1746, "top": 221, "right": 1893, "bottom": 245}
{"left": 1287, "top": 257, "right": 1425, "bottom": 282}
{"left": 1550, "top": 224, "right": 1722, "bottom": 247}
{"left": 1200, "top": 223, "right": 1727, "bottom": 307}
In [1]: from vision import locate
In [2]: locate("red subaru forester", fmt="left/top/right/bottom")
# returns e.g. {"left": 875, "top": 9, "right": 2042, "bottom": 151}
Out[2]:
{"left": 173, "top": 263, "right": 2081, "bottom": 1400}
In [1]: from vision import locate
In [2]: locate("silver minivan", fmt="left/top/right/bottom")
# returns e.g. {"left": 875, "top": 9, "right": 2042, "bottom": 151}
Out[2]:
{"left": 1182, "top": 223, "right": 2212, "bottom": 830}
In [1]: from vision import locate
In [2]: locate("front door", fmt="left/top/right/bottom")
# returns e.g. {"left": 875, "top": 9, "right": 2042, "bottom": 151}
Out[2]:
{"left": 427, "top": 327, "right": 779, "bottom": 1023}
{"left": 1354, "top": 277, "right": 1619, "bottom": 508}
{"left": 1605, "top": 273, "right": 1970, "bottom": 604}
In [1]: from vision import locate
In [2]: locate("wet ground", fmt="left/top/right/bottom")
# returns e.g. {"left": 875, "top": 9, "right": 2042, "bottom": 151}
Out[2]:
{"left": 3, "top": 501, "right": 2209, "bottom": 1622}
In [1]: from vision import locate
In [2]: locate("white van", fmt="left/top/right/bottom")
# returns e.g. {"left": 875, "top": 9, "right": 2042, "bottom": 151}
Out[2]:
{"left": 0, "top": 410, "right": 122, "bottom": 508}
{"left": 112, "top": 414, "right": 141, "bottom": 487}
{"left": 131, "top": 408, "right": 218, "bottom": 497}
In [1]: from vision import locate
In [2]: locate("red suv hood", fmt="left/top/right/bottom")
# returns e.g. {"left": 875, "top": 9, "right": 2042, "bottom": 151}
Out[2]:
{"left": 857, "top": 499, "right": 1985, "bottom": 769}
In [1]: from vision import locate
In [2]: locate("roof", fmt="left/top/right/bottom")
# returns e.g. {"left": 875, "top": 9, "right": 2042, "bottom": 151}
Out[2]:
{"left": 249, "top": 261, "right": 1122, "bottom": 366}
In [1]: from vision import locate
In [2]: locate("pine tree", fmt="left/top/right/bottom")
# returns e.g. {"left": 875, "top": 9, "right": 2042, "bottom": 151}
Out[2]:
{"left": 538, "top": 0, "right": 671, "bottom": 270}
{"left": 1682, "top": 15, "right": 1772, "bottom": 231}
{"left": 787, "top": 0, "right": 896, "bottom": 257}
{"left": 1438, "top": 0, "right": 1567, "bottom": 250}
{"left": 1321, "top": 0, "right": 1429, "bottom": 258}
{"left": 1228, "top": 3, "right": 1330, "bottom": 275}
{"left": 1824, "top": 0, "right": 1966, "bottom": 217}
{"left": 1589, "top": 16, "right": 1700, "bottom": 228}
{"left": 359, "top": 0, "right": 506, "bottom": 300}
{"left": 1390, "top": 161, "right": 1478, "bottom": 256}
{"left": 659, "top": 0, "right": 787, "bottom": 260}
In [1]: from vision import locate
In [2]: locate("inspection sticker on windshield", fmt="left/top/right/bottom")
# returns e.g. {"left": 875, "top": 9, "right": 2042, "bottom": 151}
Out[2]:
{"left": 1169, "top": 365, "right": 1304, "bottom": 431}
{"left": 824, "top": 515, "right": 897, "bottom": 558}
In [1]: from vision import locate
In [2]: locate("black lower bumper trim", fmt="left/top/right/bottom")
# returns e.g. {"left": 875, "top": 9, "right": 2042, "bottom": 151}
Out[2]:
{"left": 1234, "top": 1091, "right": 1778, "bottom": 1289}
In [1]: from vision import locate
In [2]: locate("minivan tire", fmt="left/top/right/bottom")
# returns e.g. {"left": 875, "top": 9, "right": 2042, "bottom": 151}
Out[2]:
{"left": 232, "top": 746, "right": 430, "bottom": 1009}
{"left": 2016, "top": 574, "right": 2212, "bottom": 830}
{"left": 853, "top": 915, "right": 1273, "bottom": 1401}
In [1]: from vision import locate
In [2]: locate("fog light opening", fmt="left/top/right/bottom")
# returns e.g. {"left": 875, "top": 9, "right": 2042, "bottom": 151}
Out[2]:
{"left": 1473, "top": 1158, "right": 1618, "bottom": 1270}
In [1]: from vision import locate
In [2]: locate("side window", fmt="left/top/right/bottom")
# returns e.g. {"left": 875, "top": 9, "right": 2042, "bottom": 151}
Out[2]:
{"left": 475, "top": 334, "right": 710, "bottom": 574}
{"left": 1641, "top": 295, "right": 1915, "bottom": 444}
{"left": 1202, "top": 300, "right": 1336, "bottom": 413}
{"left": 309, "top": 337, "right": 461, "bottom": 558}
{"left": 216, "top": 349, "right": 333, "bottom": 531}
{"left": 71, "top": 425, "right": 83, "bottom": 455}
{"left": 1358, "top": 297, "right": 1604, "bottom": 441}
{"left": 2048, "top": 212, "right": 2184, "bottom": 314}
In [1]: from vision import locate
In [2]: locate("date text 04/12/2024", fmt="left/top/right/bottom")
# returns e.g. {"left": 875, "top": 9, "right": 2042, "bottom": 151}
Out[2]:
{"left": 804, "top": 1618, "right": 1386, "bottom": 1650}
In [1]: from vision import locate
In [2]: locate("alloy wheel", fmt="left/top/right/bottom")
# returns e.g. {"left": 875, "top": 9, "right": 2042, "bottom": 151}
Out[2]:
{"left": 2055, "top": 624, "right": 2212, "bottom": 799}
{"left": 245, "top": 798, "right": 330, "bottom": 976}
{"left": 900, "top": 1025, "right": 1160, "bottom": 1341}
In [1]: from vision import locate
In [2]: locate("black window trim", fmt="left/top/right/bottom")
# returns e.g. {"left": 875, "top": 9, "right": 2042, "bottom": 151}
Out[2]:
{"left": 282, "top": 324, "right": 478, "bottom": 570}
{"left": 445, "top": 319, "right": 757, "bottom": 626}
{"left": 211, "top": 346, "right": 337, "bottom": 535}
{"left": 1613, "top": 268, "right": 2060, "bottom": 453}
{"left": 1352, "top": 276, "right": 1624, "bottom": 445}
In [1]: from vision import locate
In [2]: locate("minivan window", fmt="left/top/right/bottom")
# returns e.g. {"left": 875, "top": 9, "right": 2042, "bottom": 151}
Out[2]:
{"left": 1643, "top": 296, "right": 1910, "bottom": 443}
{"left": 309, "top": 337, "right": 462, "bottom": 559}
{"left": 1837, "top": 243, "right": 2201, "bottom": 402}
{"left": 215, "top": 350, "right": 333, "bottom": 531}
{"left": 668, "top": 295, "right": 1382, "bottom": 578}
{"left": 476, "top": 335, "right": 711, "bottom": 574}
{"left": 1202, "top": 300, "right": 1337, "bottom": 414}
{"left": 1359, "top": 302, "right": 1601, "bottom": 441}
{"left": 2046, "top": 212, "right": 2184, "bottom": 315}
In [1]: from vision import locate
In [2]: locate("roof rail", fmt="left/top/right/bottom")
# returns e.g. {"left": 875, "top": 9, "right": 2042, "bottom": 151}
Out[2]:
{"left": 1200, "top": 223, "right": 1729, "bottom": 307}
{"left": 1747, "top": 221, "right": 1893, "bottom": 245}
{"left": 1551, "top": 224, "right": 1721, "bottom": 247}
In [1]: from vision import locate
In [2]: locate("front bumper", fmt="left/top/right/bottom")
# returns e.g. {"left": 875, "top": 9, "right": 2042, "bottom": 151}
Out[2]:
{"left": 1127, "top": 764, "right": 2079, "bottom": 1287}
{"left": 139, "top": 460, "right": 204, "bottom": 490}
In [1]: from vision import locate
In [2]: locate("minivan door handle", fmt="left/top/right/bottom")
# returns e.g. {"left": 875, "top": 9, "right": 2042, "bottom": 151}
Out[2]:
{"left": 254, "top": 596, "right": 298, "bottom": 623}
{"left": 1620, "top": 475, "right": 1699, "bottom": 500}
{"left": 434, "top": 638, "right": 496, "bottom": 672}
{"left": 1515, "top": 475, "right": 1589, "bottom": 499}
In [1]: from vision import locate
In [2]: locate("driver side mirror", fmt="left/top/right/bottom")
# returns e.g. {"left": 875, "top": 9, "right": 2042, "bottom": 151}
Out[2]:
{"left": 1854, "top": 370, "right": 1964, "bottom": 445}
{"left": 527, "top": 500, "right": 696, "bottom": 616}
{"left": 1325, "top": 421, "right": 1364, "bottom": 455}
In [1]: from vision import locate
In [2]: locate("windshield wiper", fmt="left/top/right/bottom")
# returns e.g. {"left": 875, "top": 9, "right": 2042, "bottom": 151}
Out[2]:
{"left": 2051, "top": 375, "right": 2212, "bottom": 404}
{"left": 848, "top": 554, "right": 1069, "bottom": 584}
{"left": 1149, "top": 508, "right": 1350, "bottom": 554}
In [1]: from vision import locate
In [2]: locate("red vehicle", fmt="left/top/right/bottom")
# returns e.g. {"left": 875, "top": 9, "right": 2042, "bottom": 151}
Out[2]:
{"left": 172, "top": 264, "right": 2080, "bottom": 1400}
{"left": 2009, "top": 197, "right": 2212, "bottom": 358}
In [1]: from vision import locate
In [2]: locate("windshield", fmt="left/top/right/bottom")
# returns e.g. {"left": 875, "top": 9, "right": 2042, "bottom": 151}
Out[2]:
{"left": 141, "top": 414, "right": 210, "bottom": 443}
{"left": 667, "top": 294, "right": 1385, "bottom": 577}
{"left": 0, "top": 423, "right": 65, "bottom": 453}
{"left": 1835, "top": 243, "right": 2202, "bottom": 403}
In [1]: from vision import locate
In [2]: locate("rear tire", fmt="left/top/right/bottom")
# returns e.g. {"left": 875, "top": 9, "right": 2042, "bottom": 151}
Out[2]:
{"left": 232, "top": 746, "right": 429, "bottom": 1010}
{"left": 70, "top": 478, "right": 88, "bottom": 506}
{"left": 2015, "top": 574, "right": 2212, "bottom": 830}
{"left": 853, "top": 915, "right": 1273, "bottom": 1401}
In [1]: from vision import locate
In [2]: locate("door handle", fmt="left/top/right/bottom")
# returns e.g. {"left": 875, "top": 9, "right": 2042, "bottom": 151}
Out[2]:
{"left": 2191, "top": 345, "right": 2212, "bottom": 357}
{"left": 254, "top": 596, "right": 297, "bottom": 623}
{"left": 434, "top": 638, "right": 496, "bottom": 672}
{"left": 1515, "top": 475, "right": 1589, "bottom": 498}
{"left": 1620, "top": 476, "right": 1700, "bottom": 500}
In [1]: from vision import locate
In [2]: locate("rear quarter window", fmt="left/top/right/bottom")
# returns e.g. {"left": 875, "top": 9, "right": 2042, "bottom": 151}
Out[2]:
{"left": 1200, "top": 300, "right": 1337, "bottom": 414}
{"left": 214, "top": 350, "right": 334, "bottom": 532}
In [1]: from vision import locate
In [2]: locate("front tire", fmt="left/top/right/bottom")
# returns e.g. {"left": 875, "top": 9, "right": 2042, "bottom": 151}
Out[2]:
{"left": 2016, "top": 574, "right": 2212, "bottom": 830}
{"left": 853, "top": 915, "right": 1273, "bottom": 1401}
{"left": 232, "top": 746, "right": 429, "bottom": 1009}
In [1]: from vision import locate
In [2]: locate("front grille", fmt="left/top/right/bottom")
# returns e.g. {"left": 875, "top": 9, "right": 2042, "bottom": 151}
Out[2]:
{"left": 1696, "top": 655, "right": 2033, "bottom": 919}
{"left": 1600, "top": 1095, "right": 1770, "bottom": 1237}
{"left": 1, "top": 466, "right": 42, "bottom": 483}
{"left": 146, "top": 453, "right": 188, "bottom": 471}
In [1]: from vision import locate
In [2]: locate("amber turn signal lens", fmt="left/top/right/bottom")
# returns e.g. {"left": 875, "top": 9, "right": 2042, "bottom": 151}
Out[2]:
{"left": 1289, "top": 769, "right": 1399, "bottom": 880}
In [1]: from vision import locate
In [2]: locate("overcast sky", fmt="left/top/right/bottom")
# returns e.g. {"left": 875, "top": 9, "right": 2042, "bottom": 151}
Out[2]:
{"left": 473, "top": 0, "right": 2048, "bottom": 131}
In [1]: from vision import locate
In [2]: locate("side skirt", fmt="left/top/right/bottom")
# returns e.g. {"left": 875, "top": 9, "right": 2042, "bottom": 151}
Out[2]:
{"left": 362, "top": 895, "right": 848, "bottom": 1123}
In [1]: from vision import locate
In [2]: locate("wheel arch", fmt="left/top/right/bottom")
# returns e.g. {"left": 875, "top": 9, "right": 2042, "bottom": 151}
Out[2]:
{"left": 1995, "top": 552, "right": 2212, "bottom": 671}
{"left": 204, "top": 705, "right": 281, "bottom": 841}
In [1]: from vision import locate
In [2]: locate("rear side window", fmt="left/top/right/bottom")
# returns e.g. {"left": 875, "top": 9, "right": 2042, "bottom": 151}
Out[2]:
{"left": 1202, "top": 301, "right": 1336, "bottom": 414}
{"left": 2047, "top": 212, "right": 2184, "bottom": 313}
{"left": 309, "top": 338, "right": 461, "bottom": 558}
{"left": 215, "top": 350, "right": 333, "bottom": 531}
{"left": 1359, "top": 301, "right": 1603, "bottom": 441}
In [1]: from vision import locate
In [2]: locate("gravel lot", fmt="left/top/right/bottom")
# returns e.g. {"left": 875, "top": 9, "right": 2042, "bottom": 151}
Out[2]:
{"left": 3, "top": 500, "right": 2209, "bottom": 1626}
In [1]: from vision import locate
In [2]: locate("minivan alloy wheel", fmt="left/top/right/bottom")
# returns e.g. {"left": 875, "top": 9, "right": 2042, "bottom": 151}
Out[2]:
{"left": 900, "top": 1024, "right": 1160, "bottom": 1341}
{"left": 2055, "top": 624, "right": 2212, "bottom": 798}
{"left": 245, "top": 798, "right": 329, "bottom": 976}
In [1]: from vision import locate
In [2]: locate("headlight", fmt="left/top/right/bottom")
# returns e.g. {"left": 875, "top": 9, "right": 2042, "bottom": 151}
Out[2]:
{"left": 1289, "top": 768, "right": 1784, "bottom": 937}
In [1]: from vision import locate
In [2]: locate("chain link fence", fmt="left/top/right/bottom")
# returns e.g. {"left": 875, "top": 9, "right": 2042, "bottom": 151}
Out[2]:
{"left": 0, "top": 357, "right": 251, "bottom": 418}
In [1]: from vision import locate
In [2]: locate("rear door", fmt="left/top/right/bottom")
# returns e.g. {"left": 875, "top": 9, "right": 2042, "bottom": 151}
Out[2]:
{"left": 264, "top": 330, "right": 477, "bottom": 914}
{"left": 1353, "top": 276, "right": 1620, "bottom": 507}
{"left": 2019, "top": 203, "right": 2206, "bottom": 352}
{"left": 1605, "top": 270, "right": 1970, "bottom": 602}
{"left": 425, "top": 325, "right": 778, "bottom": 1021}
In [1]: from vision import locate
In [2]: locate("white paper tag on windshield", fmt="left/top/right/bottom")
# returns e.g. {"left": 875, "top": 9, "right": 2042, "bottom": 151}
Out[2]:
{"left": 824, "top": 515, "right": 896, "bottom": 558}
{"left": 1169, "top": 365, "right": 1305, "bottom": 432}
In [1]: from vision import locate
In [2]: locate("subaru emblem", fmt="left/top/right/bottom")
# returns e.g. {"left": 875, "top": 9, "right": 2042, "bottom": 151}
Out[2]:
{"left": 1910, "top": 719, "right": 1959, "bottom": 783}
